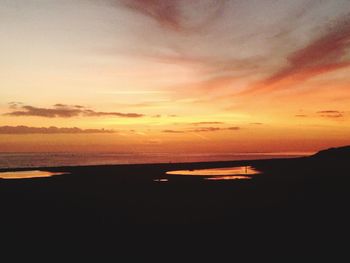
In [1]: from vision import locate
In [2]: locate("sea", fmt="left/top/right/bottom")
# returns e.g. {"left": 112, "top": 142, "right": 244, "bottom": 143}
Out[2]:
{"left": 0, "top": 152, "right": 312, "bottom": 169}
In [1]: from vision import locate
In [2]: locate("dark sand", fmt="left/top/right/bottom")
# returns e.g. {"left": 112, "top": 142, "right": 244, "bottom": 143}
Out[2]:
{"left": 1, "top": 146, "right": 349, "bottom": 233}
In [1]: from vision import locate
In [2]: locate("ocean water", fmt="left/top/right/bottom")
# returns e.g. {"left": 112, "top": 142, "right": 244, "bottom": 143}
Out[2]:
{"left": 0, "top": 152, "right": 311, "bottom": 169}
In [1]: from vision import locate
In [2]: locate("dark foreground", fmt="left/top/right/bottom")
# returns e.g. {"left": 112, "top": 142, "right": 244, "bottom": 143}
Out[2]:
{"left": 1, "top": 146, "right": 350, "bottom": 232}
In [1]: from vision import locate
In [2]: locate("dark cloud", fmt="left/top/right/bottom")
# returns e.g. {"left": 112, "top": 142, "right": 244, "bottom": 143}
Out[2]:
{"left": 295, "top": 115, "right": 308, "bottom": 118}
{"left": 74, "top": 105, "right": 85, "bottom": 109}
{"left": 250, "top": 122, "right": 264, "bottom": 125}
{"left": 82, "top": 109, "right": 144, "bottom": 118}
{"left": 226, "top": 127, "right": 240, "bottom": 130}
{"left": 54, "top": 103, "right": 68, "bottom": 107}
{"left": 193, "top": 127, "right": 221, "bottom": 132}
{"left": 0, "top": 126, "right": 115, "bottom": 134}
{"left": 116, "top": 0, "right": 227, "bottom": 32}
{"left": 317, "top": 110, "right": 344, "bottom": 118}
{"left": 317, "top": 110, "right": 342, "bottom": 114}
{"left": 6, "top": 105, "right": 82, "bottom": 118}
{"left": 162, "top": 129, "right": 185, "bottom": 133}
{"left": 4, "top": 104, "right": 144, "bottom": 118}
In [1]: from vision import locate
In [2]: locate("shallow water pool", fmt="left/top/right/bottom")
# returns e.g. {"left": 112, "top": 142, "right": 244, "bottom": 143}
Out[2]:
{"left": 0, "top": 170, "right": 65, "bottom": 179}
{"left": 165, "top": 166, "right": 260, "bottom": 180}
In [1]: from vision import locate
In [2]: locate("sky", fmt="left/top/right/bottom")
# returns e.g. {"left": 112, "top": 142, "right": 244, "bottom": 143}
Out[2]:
{"left": 0, "top": 0, "right": 350, "bottom": 153}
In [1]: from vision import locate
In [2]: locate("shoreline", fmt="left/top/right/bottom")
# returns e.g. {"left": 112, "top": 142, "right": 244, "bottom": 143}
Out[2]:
{"left": 0, "top": 156, "right": 305, "bottom": 173}
{"left": 0, "top": 151, "right": 309, "bottom": 171}
{"left": 1, "top": 146, "right": 349, "bottom": 225}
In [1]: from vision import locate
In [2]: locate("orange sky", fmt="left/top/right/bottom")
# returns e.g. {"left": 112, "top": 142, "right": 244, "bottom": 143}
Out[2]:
{"left": 0, "top": 0, "right": 349, "bottom": 153}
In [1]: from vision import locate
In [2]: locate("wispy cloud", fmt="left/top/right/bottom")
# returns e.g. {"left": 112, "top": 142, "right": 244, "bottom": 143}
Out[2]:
{"left": 106, "top": 0, "right": 350, "bottom": 102}
{"left": 163, "top": 126, "right": 240, "bottom": 133}
{"left": 116, "top": 0, "right": 227, "bottom": 32}
{"left": 162, "top": 129, "right": 185, "bottom": 133}
{"left": 191, "top": 122, "right": 224, "bottom": 125}
{"left": 0, "top": 126, "right": 116, "bottom": 134}
{"left": 4, "top": 103, "right": 144, "bottom": 118}
{"left": 244, "top": 14, "right": 350, "bottom": 94}
{"left": 295, "top": 111, "right": 345, "bottom": 119}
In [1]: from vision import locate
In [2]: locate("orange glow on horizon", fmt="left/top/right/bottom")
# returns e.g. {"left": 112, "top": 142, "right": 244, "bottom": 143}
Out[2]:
{"left": 0, "top": 1, "right": 349, "bottom": 154}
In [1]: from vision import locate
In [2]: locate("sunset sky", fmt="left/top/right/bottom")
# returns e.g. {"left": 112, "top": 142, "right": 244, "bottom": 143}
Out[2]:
{"left": 0, "top": 0, "right": 350, "bottom": 153}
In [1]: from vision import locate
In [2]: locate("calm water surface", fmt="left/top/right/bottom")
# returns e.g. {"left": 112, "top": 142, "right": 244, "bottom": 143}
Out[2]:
{"left": 0, "top": 152, "right": 309, "bottom": 169}
{"left": 0, "top": 170, "right": 65, "bottom": 179}
{"left": 166, "top": 166, "right": 261, "bottom": 180}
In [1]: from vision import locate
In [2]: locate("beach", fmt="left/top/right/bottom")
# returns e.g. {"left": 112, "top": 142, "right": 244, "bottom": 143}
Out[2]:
{"left": 1, "top": 147, "right": 349, "bottom": 227}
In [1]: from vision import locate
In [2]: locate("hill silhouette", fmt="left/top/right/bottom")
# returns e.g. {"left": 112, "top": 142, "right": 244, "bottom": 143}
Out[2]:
{"left": 312, "top": 145, "right": 350, "bottom": 160}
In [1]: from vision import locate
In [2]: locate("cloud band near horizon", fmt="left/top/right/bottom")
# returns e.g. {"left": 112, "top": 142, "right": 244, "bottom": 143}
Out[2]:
{"left": 4, "top": 103, "right": 144, "bottom": 118}
{"left": 0, "top": 126, "right": 116, "bottom": 134}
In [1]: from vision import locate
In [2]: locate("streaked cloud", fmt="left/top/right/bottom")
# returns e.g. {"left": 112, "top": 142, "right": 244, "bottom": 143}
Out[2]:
{"left": 116, "top": 0, "right": 350, "bottom": 97}
{"left": 268, "top": 19, "right": 350, "bottom": 83}
{"left": 0, "top": 126, "right": 115, "bottom": 134}
{"left": 317, "top": 110, "right": 344, "bottom": 118}
{"left": 115, "top": 0, "right": 227, "bottom": 32}
{"left": 294, "top": 111, "right": 346, "bottom": 119}
{"left": 191, "top": 122, "right": 224, "bottom": 125}
{"left": 4, "top": 103, "right": 144, "bottom": 118}
{"left": 163, "top": 126, "right": 240, "bottom": 133}
{"left": 245, "top": 13, "right": 350, "bottom": 94}
{"left": 162, "top": 129, "right": 185, "bottom": 134}
{"left": 1, "top": 1, "right": 350, "bottom": 152}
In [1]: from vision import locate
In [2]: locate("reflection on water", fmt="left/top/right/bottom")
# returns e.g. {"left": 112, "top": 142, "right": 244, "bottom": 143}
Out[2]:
{"left": 166, "top": 166, "right": 260, "bottom": 181}
{"left": 154, "top": 179, "right": 169, "bottom": 182}
{"left": 166, "top": 166, "right": 260, "bottom": 176}
{"left": 205, "top": 176, "right": 252, "bottom": 181}
{"left": 0, "top": 170, "right": 64, "bottom": 179}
